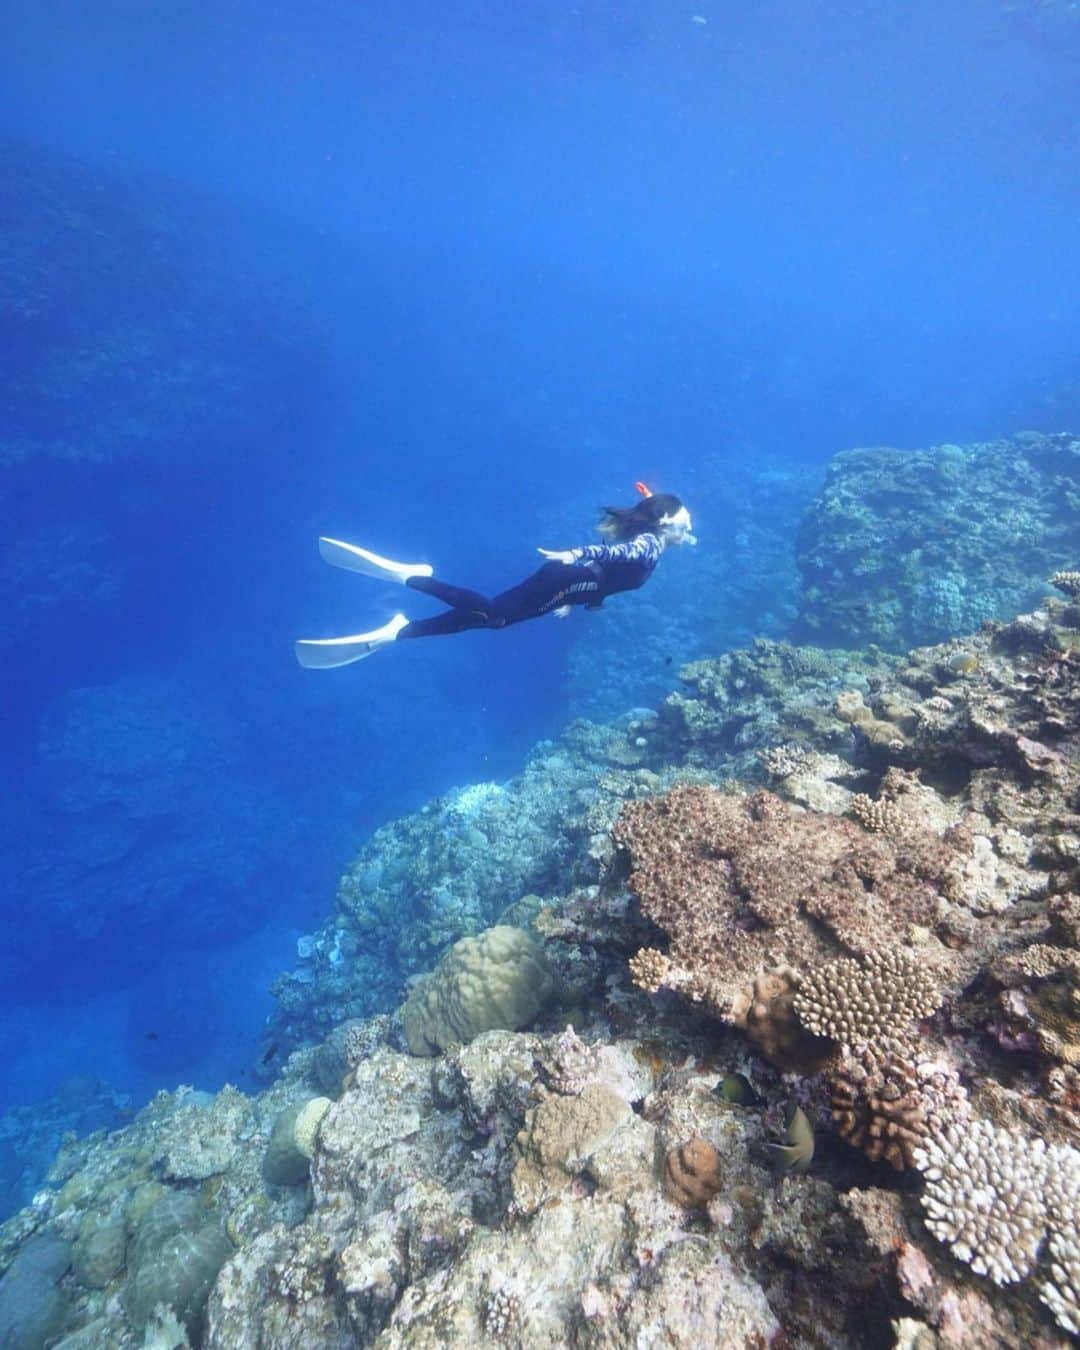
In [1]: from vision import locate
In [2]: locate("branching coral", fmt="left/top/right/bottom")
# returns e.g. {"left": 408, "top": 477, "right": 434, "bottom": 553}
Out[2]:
{"left": 914, "top": 1120, "right": 1049, "bottom": 1284}
{"left": 792, "top": 948, "right": 941, "bottom": 1050}
{"left": 914, "top": 1119, "right": 1080, "bottom": 1335}
{"left": 1041, "top": 1144, "right": 1080, "bottom": 1333}
{"left": 1049, "top": 570, "right": 1080, "bottom": 599}
{"left": 829, "top": 1049, "right": 927, "bottom": 1172}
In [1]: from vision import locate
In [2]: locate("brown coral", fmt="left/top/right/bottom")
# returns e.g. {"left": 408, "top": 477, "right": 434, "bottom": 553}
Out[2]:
{"left": 613, "top": 786, "right": 947, "bottom": 1021}
{"left": 829, "top": 1049, "right": 927, "bottom": 1171}
{"left": 731, "top": 968, "right": 835, "bottom": 1073}
{"left": 663, "top": 1136, "right": 722, "bottom": 1209}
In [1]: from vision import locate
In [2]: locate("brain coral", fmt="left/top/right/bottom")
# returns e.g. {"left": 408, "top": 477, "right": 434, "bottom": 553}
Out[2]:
{"left": 614, "top": 786, "right": 945, "bottom": 1020}
{"left": 401, "top": 925, "right": 554, "bottom": 1056}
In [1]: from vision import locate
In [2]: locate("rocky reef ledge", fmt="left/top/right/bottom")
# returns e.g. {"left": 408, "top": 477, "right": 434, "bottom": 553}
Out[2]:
{"left": 2, "top": 585, "right": 1079, "bottom": 1348}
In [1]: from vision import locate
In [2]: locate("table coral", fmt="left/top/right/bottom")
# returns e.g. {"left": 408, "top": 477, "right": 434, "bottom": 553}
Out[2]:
{"left": 616, "top": 785, "right": 949, "bottom": 1023}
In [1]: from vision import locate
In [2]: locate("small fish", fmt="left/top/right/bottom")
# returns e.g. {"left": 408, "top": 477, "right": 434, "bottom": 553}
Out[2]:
{"left": 260, "top": 1041, "right": 279, "bottom": 1065}
{"left": 145, "top": 1032, "right": 159, "bottom": 1041}
{"left": 768, "top": 1101, "right": 814, "bottom": 1174}
{"left": 664, "top": 655, "right": 673, "bottom": 666}
{"left": 717, "top": 1072, "right": 763, "bottom": 1106}
{"left": 948, "top": 652, "right": 978, "bottom": 675}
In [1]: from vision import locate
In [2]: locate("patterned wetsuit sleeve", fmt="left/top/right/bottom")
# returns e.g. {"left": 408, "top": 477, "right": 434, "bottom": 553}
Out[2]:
{"left": 575, "top": 533, "right": 664, "bottom": 566}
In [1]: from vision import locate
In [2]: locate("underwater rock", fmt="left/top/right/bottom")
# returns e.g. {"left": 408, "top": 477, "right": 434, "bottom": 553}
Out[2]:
{"left": 0, "top": 1232, "right": 72, "bottom": 1350}
{"left": 124, "top": 1222, "right": 232, "bottom": 1338}
{"left": 72, "top": 1214, "right": 126, "bottom": 1289}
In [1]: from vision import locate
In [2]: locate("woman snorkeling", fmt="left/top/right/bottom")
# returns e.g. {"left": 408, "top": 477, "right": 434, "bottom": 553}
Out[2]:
{"left": 295, "top": 482, "right": 696, "bottom": 668}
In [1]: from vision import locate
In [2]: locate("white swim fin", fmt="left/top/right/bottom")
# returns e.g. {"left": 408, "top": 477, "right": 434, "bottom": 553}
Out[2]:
{"left": 295, "top": 613, "right": 409, "bottom": 669}
{"left": 318, "top": 537, "right": 433, "bottom": 585}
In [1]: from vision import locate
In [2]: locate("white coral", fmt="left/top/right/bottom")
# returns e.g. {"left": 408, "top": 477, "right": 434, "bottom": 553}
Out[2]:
{"left": 913, "top": 1120, "right": 1049, "bottom": 1284}
{"left": 916, "top": 1123, "right": 1080, "bottom": 1333}
{"left": 1040, "top": 1144, "right": 1080, "bottom": 1334}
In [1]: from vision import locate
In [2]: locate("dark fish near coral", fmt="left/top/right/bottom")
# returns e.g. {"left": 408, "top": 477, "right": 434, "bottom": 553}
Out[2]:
{"left": 260, "top": 1041, "right": 279, "bottom": 1065}
{"left": 717, "top": 1072, "right": 763, "bottom": 1106}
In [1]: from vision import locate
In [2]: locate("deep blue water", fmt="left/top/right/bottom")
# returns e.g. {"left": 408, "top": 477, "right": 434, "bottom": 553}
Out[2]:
{"left": 1, "top": 0, "right": 1078, "bottom": 1133}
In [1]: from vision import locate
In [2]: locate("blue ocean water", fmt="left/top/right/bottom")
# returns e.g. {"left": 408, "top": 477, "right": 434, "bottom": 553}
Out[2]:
{"left": 0, "top": 0, "right": 1077, "bottom": 1177}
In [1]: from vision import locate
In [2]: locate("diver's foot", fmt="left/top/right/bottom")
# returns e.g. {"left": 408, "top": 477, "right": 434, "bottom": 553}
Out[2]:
{"left": 318, "top": 537, "right": 433, "bottom": 584}
{"left": 295, "top": 613, "right": 409, "bottom": 669}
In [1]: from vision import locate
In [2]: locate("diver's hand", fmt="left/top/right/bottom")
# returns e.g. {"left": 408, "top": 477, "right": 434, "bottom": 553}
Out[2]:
{"left": 537, "top": 548, "right": 579, "bottom": 564}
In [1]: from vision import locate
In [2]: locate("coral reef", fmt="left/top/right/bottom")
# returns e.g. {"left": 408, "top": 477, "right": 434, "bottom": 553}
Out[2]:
{"left": 614, "top": 783, "right": 948, "bottom": 1021}
{"left": 2, "top": 581, "right": 1080, "bottom": 1346}
{"left": 796, "top": 432, "right": 1080, "bottom": 649}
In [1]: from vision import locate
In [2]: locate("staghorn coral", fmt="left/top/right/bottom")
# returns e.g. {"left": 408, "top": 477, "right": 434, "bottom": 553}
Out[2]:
{"left": 915, "top": 1118, "right": 1080, "bottom": 1334}
{"left": 792, "top": 948, "right": 942, "bottom": 1050}
{"left": 758, "top": 743, "right": 815, "bottom": 781}
{"left": 849, "top": 791, "right": 907, "bottom": 835}
{"left": 914, "top": 1119, "right": 1050, "bottom": 1284}
{"left": 628, "top": 946, "right": 672, "bottom": 995}
{"left": 614, "top": 785, "right": 948, "bottom": 1022}
{"left": 1041, "top": 1143, "right": 1080, "bottom": 1333}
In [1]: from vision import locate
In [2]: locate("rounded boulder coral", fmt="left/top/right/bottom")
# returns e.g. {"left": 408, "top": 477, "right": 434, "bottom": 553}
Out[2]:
{"left": 401, "top": 925, "right": 554, "bottom": 1056}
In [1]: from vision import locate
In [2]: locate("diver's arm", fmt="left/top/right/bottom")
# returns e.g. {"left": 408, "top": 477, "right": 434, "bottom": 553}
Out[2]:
{"left": 538, "top": 534, "right": 664, "bottom": 567}
{"left": 575, "top": 534, "right": 664, "bottom": 566}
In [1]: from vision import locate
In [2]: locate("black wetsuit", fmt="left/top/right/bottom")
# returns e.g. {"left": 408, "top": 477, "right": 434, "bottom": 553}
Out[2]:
{"left": 398, "top": 533, "right": 665, "bottom": 640}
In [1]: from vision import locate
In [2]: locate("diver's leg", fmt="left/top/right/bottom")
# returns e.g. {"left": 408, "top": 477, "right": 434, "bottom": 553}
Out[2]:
{"left": 396, "top": 610, "right": 489, "bottom": 640}
{"left": 406, "top": 575, "right": 494, "bottom": 614}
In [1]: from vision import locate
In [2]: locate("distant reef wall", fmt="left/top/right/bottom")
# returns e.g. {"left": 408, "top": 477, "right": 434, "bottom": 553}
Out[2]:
{"left": 794, "top": 430, "right": 1080, "bottom": 650}
{"left": 0, "top": 138, "right": 330, "bottom": 664}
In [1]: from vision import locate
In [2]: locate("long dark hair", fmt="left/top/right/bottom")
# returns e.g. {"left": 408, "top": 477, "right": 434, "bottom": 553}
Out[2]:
{"left": 598, "top": 492, "right": 684, "bottom": 541}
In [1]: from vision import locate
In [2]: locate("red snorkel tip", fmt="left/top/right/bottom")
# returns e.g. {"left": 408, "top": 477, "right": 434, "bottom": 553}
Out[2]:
{"left": 634, "top": 480, "right": 653, "bottom": 498}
